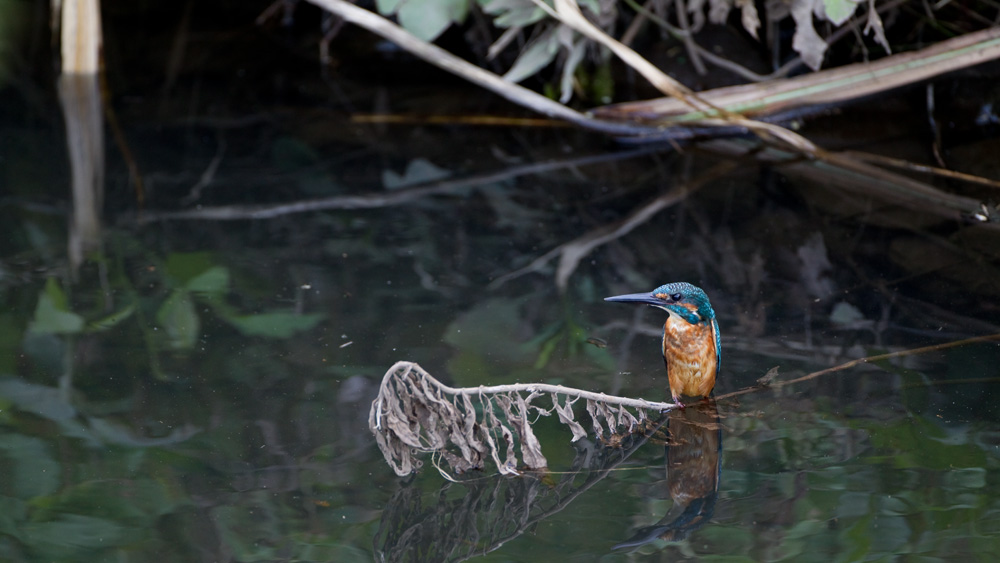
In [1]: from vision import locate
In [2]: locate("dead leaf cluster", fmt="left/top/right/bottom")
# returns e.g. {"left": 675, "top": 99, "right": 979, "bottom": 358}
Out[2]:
{"left": 369, "top": 361, "right": 670, "bottom": 476}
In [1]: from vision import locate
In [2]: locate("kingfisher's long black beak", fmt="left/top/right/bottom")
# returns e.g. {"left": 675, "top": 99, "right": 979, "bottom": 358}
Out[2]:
{"left": 604, "top": 292, "right": 662, "bottom": 307}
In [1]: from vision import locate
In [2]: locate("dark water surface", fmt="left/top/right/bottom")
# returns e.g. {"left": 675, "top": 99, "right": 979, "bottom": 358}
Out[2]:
{"left": 2, "top": 4, "right": 1000, "bottom": 562}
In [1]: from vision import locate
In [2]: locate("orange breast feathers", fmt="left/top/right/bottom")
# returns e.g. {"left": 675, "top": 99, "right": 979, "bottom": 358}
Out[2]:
{"left": 661, "top": 311, "right": 719, "bottom": 400}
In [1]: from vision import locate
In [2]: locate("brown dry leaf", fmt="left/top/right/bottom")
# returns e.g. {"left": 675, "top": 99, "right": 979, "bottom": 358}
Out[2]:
{"left": 368, "top": 362, "right": 666, "bottom": 477}
{"left": 736, "top": 0, "right": 760, "bottom": 39}
{"left": 864, "top": 0, "right": 890, "bottom": 54}
{"left": 757, "top": 366, "right": 780, "bottom": 386}
{"left": 586, "top": 400, "right": 607, "bottom": 436}
{"left": 515, "top": 394, "right": 549, "bottom": 469}
{"left": 552, "top": 394, "right": 588, "bottom": 441}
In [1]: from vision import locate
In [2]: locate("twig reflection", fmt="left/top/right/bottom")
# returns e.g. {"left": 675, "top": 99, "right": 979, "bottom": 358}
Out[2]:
{"left": 374, "top": 413, "right": 669, "bottom": 562}
{"left": 373, "top": 400, "right": 725, "bottom": 560}
{"left": 138, "top": 148, "right": 660, "bottom": 223}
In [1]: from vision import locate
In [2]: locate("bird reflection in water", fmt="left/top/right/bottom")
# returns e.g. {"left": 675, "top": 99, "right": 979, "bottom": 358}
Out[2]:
{"left": 614, "top": 399, "right": 722, "bottom": 550}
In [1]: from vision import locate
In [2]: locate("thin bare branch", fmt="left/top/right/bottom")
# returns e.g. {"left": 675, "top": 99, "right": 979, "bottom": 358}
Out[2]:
{"left": 595, "top": 26, "right": 1000, "bottom": 126}
{"left": 843, "top": 150, "right": 1000, "bottom": 191}
{"left": 386, "top": 362, "right": 674, "bottom": 410}
{"left": 771, "top": 333, "right": 1000, "bottom": 389}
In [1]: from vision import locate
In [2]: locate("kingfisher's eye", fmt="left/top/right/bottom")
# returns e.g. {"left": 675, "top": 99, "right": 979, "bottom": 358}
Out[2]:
{"left": 671, "top": 293, "right": 682, "bottom": 301}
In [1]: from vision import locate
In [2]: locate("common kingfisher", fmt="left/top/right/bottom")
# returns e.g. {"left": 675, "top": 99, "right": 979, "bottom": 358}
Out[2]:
{"left": 605, "top": 282, "right": 721, "bottom": 407}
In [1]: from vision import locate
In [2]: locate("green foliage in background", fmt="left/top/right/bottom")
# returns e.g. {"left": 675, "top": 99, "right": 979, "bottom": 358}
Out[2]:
{"left": 376, "top": 0, "right": 471, "bottom": 40}
{"left": 368, "top": 0, "right": 892, "bottom": 103}
{"left": 444, "top": 292, "right": 616, "bottom": 385}
{"left": 0, "top": 235, "right": 369, "bottom": 560}
{"left": 21, "top": 249, "right": 324, "bottom": 381}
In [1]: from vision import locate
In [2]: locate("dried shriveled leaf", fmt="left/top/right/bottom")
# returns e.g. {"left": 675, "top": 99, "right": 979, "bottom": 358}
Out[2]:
{"left": 616, "top": 406, "right": 639, "bottom": 430}
{"left": 599, "top": 401, "right": 619, "bottom": 433}
{"left": 374, "top": 421, "right": 418, "bottom": 475}
{"left": 707, "top": 0, "right": 730, "bottom": 26}
{"left": 559, "top": 37, "right": 587, "bottom": 103}
{"left": 464, "top": 395, "right": 489, "bottom": 451}
{"left": 864, "top": 0, "right": 890, "bottom": 53}
{"left": 514, "top": 394, "right": 548, "bottom": 469}
{"left": 688, "top": 0, "right": 706, "bottom": 30}
{"left": 791, "top": 0, "right": 828, "bottom": 70}
{"left": 736, "top": 0, "right": 760, "bottom": 39}
{"left": 497, "top": 422, "right": 520, "bottom": 474}
{"left": 552, "top": 394, "right": 587, "bottom": 441}
{"left": 383, "top": 398, "right": 425, "bottom": 449}
{"left": 368, "top": 362, "right": 668, "bottom": 477}
{"left": 495, "top": 394, "right": 546, "bottom": 469}
{"left": 586, "top": 400, "right": 606, "bottom": 436}
{"left": 757, "top": 366, "right": 780, "bottom": 386}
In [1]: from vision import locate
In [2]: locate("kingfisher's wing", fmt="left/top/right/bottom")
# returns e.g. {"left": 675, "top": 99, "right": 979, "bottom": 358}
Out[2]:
{"left": 711, "top": 317, "right": 721, "bottom": 376}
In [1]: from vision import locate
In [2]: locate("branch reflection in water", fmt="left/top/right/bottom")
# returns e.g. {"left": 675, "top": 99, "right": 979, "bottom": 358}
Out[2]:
{"left": 373, "top": 399, "right": 724, "bottom": 561}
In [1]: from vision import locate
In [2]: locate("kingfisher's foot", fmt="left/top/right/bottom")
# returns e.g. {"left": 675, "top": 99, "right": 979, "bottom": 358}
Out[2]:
{"left": 672, "top": 398, "right": 686, "bottom": 409}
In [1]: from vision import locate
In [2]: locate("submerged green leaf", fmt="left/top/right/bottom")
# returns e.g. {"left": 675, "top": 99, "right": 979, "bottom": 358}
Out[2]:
{"left": 0, "top": 496, "right": 27, "bottom": 537}
{"left": 533, "top": 332, "right": 561, "bottom": 369}
{"left": 156, "top": 290, "right": 199, "bottom": 349}
{"left": 29, "top": 278, "right": 84, "bottom": 335}
{"left": 86, "top": 303, "right": 136, "bottom": 332}
{"left": 36, "top": 478, "right": 188, "bottom": 524}
{"left": 186, "top": 266, "right": 230, "bottom": 294}
{"left": 382, "top": 158, "right": 451, "bottom": 190}
{"left": 226, "top": 312, "right": 324, "bottom": 338}
{"left": 211, "top": 505, "right": 279, "bottom": 561}
{"left": 0, "top": 378, "right": 76, "bottom": 422}
{"left": 445, "top": 297, "right": 535, "bottom": 381}
{"left": 20, "top": 514, "right": 126, "bottom": 560}
{"left": 0, "top": 434, "right": 60, "bottom": 499}
{"left": 88, "top": 418, "right": 201, "bottom": 447}
{"left": 165, "top": 252, "right": 216, "bottom": 286}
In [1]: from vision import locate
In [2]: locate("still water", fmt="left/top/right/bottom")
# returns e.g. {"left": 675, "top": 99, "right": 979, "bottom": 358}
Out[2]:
{"left": 2, "top": 5, "right": 1000, "bottom": 562}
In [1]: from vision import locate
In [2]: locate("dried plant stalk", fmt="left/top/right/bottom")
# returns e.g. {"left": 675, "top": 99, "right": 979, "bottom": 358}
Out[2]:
{"left": 369, "top": 361, "right": 674, "bottom": 476}
{"left": 370, "top": 335, "right": 1000, "bottom": 477}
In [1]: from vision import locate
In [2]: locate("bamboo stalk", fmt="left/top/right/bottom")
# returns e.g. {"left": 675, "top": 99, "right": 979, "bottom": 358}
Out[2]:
{"left": 593, "top": 26, "right": 1000, "bottom": 122}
